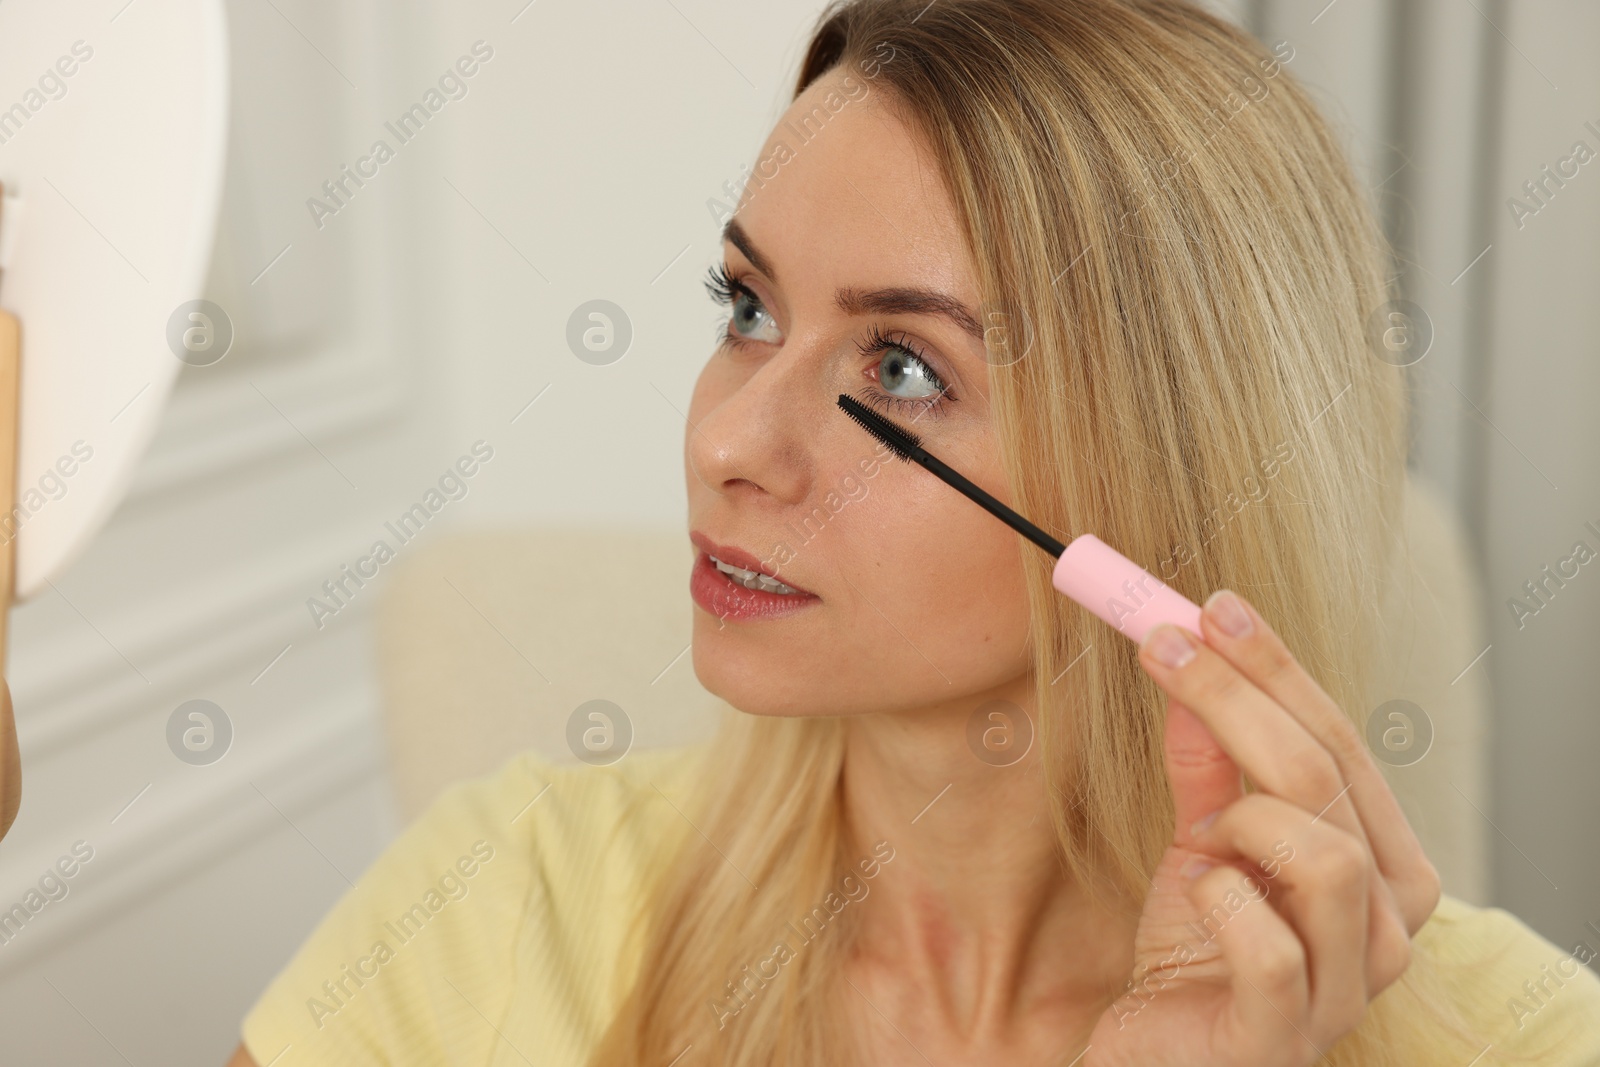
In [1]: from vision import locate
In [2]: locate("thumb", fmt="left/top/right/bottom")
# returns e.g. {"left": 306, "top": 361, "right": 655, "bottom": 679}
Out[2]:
{"left": 1164, "top": 698, "right": 1242, "bottom": 851}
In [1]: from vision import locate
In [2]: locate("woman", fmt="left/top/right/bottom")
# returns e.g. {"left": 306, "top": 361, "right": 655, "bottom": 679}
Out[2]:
{"left": 229, "top": 1, "right": 1600, "bottom": 1064}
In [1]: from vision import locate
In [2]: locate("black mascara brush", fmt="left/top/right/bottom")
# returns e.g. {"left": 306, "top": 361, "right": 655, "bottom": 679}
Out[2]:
{"left": 838, "top": 393, "right": 1066, "bottom": 558}
{"left": 836, "top": 393, "right": 1204, "bottom": 643}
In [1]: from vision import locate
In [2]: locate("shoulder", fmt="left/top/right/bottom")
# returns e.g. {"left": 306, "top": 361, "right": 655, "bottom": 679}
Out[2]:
{"left": 1414, "top": 893, "right": 1600, "bottom": 1064}
{"left": 241, "top": 743, "right": 710, "bottom": 1067}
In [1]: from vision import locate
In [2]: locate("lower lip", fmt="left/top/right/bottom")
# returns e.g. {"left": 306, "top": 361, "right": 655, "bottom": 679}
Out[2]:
{"left": 690, "top": 551, "right": 819, "bottom": 621}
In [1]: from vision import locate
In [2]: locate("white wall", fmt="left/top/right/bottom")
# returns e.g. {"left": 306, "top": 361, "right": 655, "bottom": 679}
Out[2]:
{"left": 1474, "top": 2, "right": 1600, "bottom": 957}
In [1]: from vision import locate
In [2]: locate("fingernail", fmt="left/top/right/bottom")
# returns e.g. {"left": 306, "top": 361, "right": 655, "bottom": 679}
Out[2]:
{"left": 1205, "top": 589, "right": 1253, "bottom": 638}
{"left": 1189, "top": 809, "right": 1221, "bottom": 837}
{"left": 1180, "top": 855, "right": 1215, "bottom": 881}
{"left": 1144, "top": 625, "right": 1196, "bottom": 669}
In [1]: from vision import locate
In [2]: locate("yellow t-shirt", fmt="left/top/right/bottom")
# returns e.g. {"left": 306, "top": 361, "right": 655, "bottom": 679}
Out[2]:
{"left": 241, "top": 745, "right": 1600, "bottom": 1066}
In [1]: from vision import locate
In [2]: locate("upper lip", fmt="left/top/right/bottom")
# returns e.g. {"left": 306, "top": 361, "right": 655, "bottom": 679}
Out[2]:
{"left": 690, "top": 530, "right": 816, "bottom": 596}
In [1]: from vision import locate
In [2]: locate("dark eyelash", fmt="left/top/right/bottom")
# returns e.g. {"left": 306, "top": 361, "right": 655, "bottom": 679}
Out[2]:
{"left": 705, "top": 263, "right": 760, "bottom": 349}
{"left": 704, "top": 262, "right": 750, "bottom": 307}
{"left": 856, "top": 324, "right": 955, "bottom": 418}
{"left": 704, "top": 263, "right": 954, "bottom": 418}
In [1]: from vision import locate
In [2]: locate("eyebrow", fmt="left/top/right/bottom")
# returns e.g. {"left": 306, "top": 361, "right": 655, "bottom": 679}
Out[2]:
{"left": 721, "top": 217, "right": 985, "bottom": 344}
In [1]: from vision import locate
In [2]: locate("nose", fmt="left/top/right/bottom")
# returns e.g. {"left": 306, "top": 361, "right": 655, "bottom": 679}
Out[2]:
{"left": 687, "top": 343, "right": 819, "bottom": 507}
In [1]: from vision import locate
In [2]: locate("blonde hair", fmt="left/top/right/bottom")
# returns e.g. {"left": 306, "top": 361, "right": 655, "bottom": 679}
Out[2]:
{"left": 591, "top": 1, "right": 1475, "bottom": 1063}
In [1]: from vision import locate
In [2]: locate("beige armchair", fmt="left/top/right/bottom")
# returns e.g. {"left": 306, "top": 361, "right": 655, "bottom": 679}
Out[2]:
{"left": 371, "top": 476, "right": 1489, "bottom": 902}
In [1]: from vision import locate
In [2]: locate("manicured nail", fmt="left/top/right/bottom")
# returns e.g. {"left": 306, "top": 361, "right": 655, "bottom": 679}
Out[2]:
{"left": 1180, "top": 855, "right": 1215, "bottom": 881}
{"left": 1189, "top": 809, "right": 1221, "bottom": 837}
{"left": 1205, "top": 589, "right": 1253, "bottom": 638}
{"left": 1144, "top": 625, "right": 1196, "bottom": 669}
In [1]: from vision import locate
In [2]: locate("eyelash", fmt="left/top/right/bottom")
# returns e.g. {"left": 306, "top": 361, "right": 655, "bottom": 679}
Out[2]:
{"left": 703, "top": 262, "right": 956, "bottom": 418}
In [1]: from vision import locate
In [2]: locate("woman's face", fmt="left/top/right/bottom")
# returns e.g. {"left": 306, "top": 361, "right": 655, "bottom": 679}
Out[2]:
{"left": 686, "top": 66, "right": 1033, "bottom": 721}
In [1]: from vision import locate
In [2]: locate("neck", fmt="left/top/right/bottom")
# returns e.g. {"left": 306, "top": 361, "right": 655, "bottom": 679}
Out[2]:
{"left": 838, "top": 677, "right": 1136, "bottom": 1044}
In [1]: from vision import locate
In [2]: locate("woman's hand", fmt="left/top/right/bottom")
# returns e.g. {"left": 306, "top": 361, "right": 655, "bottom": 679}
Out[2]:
{"left": 1084, "top": 589, "right": 1440, "bottom": 1067}
{"left": 1, "top": 677, "right": 18, "bottom": 841}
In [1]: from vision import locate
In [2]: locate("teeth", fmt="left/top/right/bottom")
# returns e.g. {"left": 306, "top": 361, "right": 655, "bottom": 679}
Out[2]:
{"left": 709, "top": 554, "right": 800, "bottom": 595}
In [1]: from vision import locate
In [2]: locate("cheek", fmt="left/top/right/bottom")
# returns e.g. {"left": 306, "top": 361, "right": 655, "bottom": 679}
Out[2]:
{"left": 687, "top": 451, "right": 1033, "bottom": 716}
{"left": 840, "top": 474, "right": 1031, "bottom": 654}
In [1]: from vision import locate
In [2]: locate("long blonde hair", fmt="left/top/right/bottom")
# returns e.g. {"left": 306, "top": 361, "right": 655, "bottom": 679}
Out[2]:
{"left": 591, "top": 1, "right": 1473, "bottom": 1063}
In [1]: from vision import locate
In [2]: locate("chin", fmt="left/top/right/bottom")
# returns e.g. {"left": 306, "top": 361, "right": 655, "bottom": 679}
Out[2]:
{"left": 688, "top": 622, "right": 834, "bottom": 718}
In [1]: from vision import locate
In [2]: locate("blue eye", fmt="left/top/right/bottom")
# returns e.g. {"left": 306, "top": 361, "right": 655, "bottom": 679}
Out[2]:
{"left": 705, "top": 263, "right": 782, "bottom": 346}
{"left": 858, "top": 324, "right": 953, "bottom": 418}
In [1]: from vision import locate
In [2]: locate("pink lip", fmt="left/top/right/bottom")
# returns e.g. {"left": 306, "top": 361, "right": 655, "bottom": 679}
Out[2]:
{"left": 689, "top": 530, "right": 820, "bottom": 621}
{"left": 689, "top": 531, "right": 815, "bottom": 595}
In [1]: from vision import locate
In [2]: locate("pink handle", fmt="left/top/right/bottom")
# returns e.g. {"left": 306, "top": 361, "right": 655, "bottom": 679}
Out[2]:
{"left": 1051, "top": 533, "right": 1203, "bottom": 643}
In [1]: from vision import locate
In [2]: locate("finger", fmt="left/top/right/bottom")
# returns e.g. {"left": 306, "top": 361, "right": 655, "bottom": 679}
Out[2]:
{"left": 1362, "top": 875, "right": 1416, "bottom": 995}
{"left": 1139, "top": 624, "right": 1365, "bottom": 847}
{"left": 0, "top": 678, "right": 18, "bottom": 841}
{"left": 1165, "top": 698, "right": 1243, "bottom": 852}
{"left": 1197, "top": 589, "right": 1440, "bottom": 932}
{"left": 1191, "top": 783, "right": 1416, "bottom": 1002}
{"left": 1191, "top": 793, "right": 1371, "bottom": 1038}
{"left": 1186, "top": 863, "right": 1317, "bottom": 1060}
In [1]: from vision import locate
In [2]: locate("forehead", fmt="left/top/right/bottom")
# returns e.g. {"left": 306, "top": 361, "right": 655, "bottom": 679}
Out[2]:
{"left": 731, "top": 67, "right": 975, "bottom": 306}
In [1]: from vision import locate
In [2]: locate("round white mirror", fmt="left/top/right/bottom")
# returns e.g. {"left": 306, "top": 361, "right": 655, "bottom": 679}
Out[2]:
{"left": 0, "top": 0, "right": 229, "bottom": 603}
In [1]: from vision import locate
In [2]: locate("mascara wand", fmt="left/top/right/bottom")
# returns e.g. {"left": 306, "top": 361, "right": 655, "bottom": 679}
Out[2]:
{"left": 838, "top": 393, "right": 1066, "bottom": 559}
{"left": 837, "top": 393, "right": 1203, "bottom": 643}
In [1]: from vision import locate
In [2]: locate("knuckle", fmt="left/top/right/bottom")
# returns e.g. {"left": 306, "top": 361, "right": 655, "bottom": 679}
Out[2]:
{"left": 1310, "top": 832, "right": 1368, "bottom": 893}
{"left": 1394, "top": 854, "right": 1443, "bottom": 933}
{"left": 1258, "top": 636, "right": 1299, "bottom": 683}
{"left": 1257, "top": 941, "right": 1306, "bottom": 989}
{"left": 1324, "top": 712, "right": 1368, "bottom": 765}
{"left": 1413, "top": 856, "right": 1443, "bottom": 911}
{"left": 1369, "top": 913, "right": 1415, "bottom": 992}
{"left": 1395, "top": 851, "right": 1446, "bottom": 934}
{"left": 1166, "top": 736, "right": 1236, "bottom": 774}
{"left": 1321, "top": 991, "right": 1370, "bottom": 1040}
